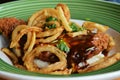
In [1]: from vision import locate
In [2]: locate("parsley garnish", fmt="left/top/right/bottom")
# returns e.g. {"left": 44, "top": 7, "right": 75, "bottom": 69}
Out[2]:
{"left": 70, "top": 22, "right": 86, "bottom": 32}
{"left": 44, "top": 23, "right": 56, "bottom": 29}
{"left": 57, "top": 39, "right": 70, "bottom": 53}
{"left": 70, "top": 23, "right": 79, "bottom": 32}
{"left": 47, "top": 24, "right": 56, "bottom": 29}
{"left": 46, "top": 16, "right": 58, "bottom": 22}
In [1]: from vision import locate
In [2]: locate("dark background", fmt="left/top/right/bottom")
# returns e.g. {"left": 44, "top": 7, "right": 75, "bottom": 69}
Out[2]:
{"left": 0, "top": 0, "right": 17, "bottom": 3}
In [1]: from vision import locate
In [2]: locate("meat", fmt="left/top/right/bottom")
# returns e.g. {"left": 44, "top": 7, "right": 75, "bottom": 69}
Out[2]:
{"left": 36, "top": 51, "right": 59, "bottom": 63}
{"left": 0, "top": 17, "right": 26, "bottom": 39}
{"left": 67, "top": 32, "right": 110, "bottom": 71}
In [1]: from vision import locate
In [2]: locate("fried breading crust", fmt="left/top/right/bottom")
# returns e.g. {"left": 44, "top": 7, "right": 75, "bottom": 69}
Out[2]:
{"left": 0, "top": 17, "right": 26, "bottom": 38}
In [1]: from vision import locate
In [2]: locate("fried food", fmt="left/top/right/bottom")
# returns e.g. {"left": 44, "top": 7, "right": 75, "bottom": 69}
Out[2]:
{"left": 24, "top": 32, "right": 32, "bottom": 51}
{"left": 56, "top": 3, "right": 71, "bottom": 22}
{"left": 23, "top": 31, "right": 36, "bottom": 60}
{"left": 78, "top": 53, "right": 120, "bottom": 73}
{"left": 28, "top": 8, "right": 60, "bottom": 28}
{"left": 36, "top": 27, "right": 63, "bottom": 43}
{"left": 26, "top": 32, "right": 36, "bottom": 52}
{"left": 50, "top": 68, "right": 72, "bottom": 75}
{"left": 24, "top": 45, "right": 67, "bottom": 74}
{"left": 28, "top": 4, "right": 72, "bottom": 32}
{"left": 0, "top": 17, "right": 26, "bottom": 38}
{"left": 0, "top": 3, "right": 119, "bottom": 75}
{"left": 67, "top": 30, "right": 87, "bottom": 37}
{"left": 36, "top": 27, "right": 63, "bottom": 38}
{"left": 83, "top": 21, "right": 109, "bottom": 32}
{"left": 67, "top": 31, "right": 112, "bottom": 72}
{"left": 10, "top": 25, "right": 41, "bottom": 57}
{"left": 56, "top": 6, "right": 72, "bottom": 32}
{"left": 11, "top": 25, "right": 28, "bottom": 57}
{"left": 10, "top": 25, "right": 41, "bottom": 48}
{"left": 1, "top": 48, "right": 18, "bottom": 64}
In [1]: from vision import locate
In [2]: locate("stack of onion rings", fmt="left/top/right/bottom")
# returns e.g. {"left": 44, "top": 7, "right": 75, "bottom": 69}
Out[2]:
{"left": 1, "top": 3, "right": 119, "bottom": 75}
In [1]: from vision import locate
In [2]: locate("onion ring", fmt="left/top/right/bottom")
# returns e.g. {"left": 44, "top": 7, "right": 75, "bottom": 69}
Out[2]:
{"left": 24, "top": 32, "right": 32, "bottom": 51}
{"left": 11, "top": 25, "right": 28, "bottom": 57}
{"left": 28, "top": 8, "right": 60, "bottom": 27}
{"left": 24, "top": 45, "right": 67, "bottom": 74}
{"left": 26, "top": 31, "right": 36, "bottom": 52}
{"left": 50, "top": 68, "right": 72, "bottom": 75}
{"left": 36, "top": 27, "right": 63, "bottom": 38}
{"left": 67, "top": 30, "right": 87, "bottom": 37}
{"left": 36, "top": 27, "right": 63, "bottom": 43}
{"left": 1, "top": 48, "right": 18, "bottom": 64}
{"left": 12, "top": 43, "right": 21, "bottom": 57}
{"left": 82, "top": 21, "right": 109, "bottom": 32}
{"left": 56, "top": 3, "right": 70, "bottom": 22}
{"left": 10, "top": 26, "right": 41, "bottom": 48}
{"left": 56, "top": 6, "right": 72, "bottom": 32}
{"left": 11, "top": 25, "right": 28, "bottom": 41}
{"left": 23, "top": 31, "right": 36, "bottom": 61}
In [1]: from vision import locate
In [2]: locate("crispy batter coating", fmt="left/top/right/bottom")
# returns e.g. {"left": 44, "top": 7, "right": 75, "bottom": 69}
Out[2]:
{"left": 67, "top": 32, "right": 111, "bottom": 72}
{"left": 0, "top": 3, "right": 119, "bottom": 75}
{"left": 78, "top": 53, "right": 120, "bottom": 73}
{"left": 0, "top": 17, "right": 26, "bottom": 38}
{"left": 56, "top": 3, "right": 70, "bottom": 22}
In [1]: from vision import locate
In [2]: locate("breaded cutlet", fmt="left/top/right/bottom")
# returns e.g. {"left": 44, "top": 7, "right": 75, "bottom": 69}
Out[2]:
{"left": 0, "top": 17, "right": 26, "bottom": 39}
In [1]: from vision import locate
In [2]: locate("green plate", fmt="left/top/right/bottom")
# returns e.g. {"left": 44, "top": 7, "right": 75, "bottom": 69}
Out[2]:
{"left": 0, "top": 0, "right": 120, "bottom": 79}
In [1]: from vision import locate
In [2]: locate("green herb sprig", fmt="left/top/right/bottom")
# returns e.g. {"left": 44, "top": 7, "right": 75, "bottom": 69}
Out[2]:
{"left": 57, "top": 39, "right": 70, "bottom": 53}
{"left": 70, "top": 22, "right": 86, "bottom": 32}
{"left": 46, "top": 16, "right": 58, "bottom": 22}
